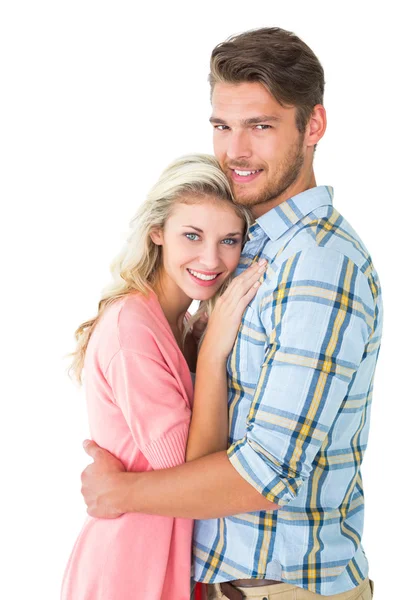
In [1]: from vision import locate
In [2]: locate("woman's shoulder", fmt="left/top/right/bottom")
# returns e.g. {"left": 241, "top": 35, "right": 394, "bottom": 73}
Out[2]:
{"left": 98, "top": 291, "right": 168, "bottom": 355}
{"left": 117, "top": 292, "right": 159, "bottom": 340}
{"left": 88, "top": 290, "right": 182, "bottom": 377}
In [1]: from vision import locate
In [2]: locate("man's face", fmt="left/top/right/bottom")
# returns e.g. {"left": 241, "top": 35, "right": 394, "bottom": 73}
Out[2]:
{"left": 211, "top": 82, "right": 306, "bottom": 213}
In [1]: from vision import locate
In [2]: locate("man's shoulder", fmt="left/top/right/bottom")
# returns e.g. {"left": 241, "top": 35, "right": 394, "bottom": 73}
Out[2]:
{"left": 274, "top": 204, "right": 377, "bottom": 279}
{"left": 257, "top": 208, "right": 380, "bottom": 316}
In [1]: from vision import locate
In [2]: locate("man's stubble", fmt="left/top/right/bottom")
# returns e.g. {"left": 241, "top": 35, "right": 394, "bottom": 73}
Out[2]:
{"left": 228, "top": 133, "right": 306, "bottom": 210}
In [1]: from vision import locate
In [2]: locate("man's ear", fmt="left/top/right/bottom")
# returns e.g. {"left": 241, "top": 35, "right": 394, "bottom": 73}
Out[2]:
{"left": 150, "top": 228, "right": 163, "bottom": 246}
{"left": 306, "top": 104, "right": 327, "bottom": 147}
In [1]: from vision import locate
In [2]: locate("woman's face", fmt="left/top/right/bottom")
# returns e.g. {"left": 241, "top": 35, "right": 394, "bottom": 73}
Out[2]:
{"left": 151, "top": 196, "right": 245, "bottom": 301}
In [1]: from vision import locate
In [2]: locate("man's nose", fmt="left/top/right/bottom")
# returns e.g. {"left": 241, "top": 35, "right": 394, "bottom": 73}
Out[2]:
{"left": 226, "top": 130, "right": 252, "bottom": 161}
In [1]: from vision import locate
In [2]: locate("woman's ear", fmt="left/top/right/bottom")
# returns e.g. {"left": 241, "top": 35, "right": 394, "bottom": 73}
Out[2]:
{"left": 150, "top": 228, "right": 164, "bottom": 246}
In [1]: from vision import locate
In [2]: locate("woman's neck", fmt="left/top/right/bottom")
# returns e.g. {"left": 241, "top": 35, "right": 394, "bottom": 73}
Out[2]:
{"left": 152, "top": 274, "right": 192, "bottom": 334}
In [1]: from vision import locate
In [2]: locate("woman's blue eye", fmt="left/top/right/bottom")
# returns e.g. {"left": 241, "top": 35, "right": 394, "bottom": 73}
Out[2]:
{"left": 184, "top": 233, "right": 238, "bottom": 244}
{"left": 185, "top": 233, "right": 199, "bottom": 241}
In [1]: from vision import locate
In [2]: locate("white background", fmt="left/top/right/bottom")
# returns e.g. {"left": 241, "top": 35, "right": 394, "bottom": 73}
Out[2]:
{"left": 1, "top": 2, "right": 398, "bottom": 598}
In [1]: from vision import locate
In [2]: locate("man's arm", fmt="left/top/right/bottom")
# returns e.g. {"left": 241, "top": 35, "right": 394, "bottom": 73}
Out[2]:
{"left": 226, "top": 247, "right": 373, "bottom": 505}
{"left": 82, "top": 443, "right": 279, "bottom": 519}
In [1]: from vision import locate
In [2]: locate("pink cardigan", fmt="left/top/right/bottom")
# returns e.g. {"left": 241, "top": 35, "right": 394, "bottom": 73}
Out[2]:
{"left": 62, "top": 291, "right": 194, "bottom": 600}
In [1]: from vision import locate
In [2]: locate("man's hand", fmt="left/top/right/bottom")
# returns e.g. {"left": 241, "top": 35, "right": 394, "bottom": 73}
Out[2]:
{"left": 81, "top": 439, "right": 127, "bottom": 519}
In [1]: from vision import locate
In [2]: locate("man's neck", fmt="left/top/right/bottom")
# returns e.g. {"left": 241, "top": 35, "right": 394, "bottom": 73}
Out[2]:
{"left": 251, "top": 170, "right": 317, "bottom": 219}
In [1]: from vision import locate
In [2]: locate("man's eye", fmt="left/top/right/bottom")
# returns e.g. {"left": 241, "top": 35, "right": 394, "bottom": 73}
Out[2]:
{"left": 214, "top": 125, "right": 229, "bottom": 131}
{"left": 185, "top": 233, "right": 200, "bottom": 241}
{"left": 255, "top": 124, "right": 272, "bottom": 130}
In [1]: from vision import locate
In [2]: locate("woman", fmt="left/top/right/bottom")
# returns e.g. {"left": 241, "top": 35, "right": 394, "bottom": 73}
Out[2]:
{"left": 61, "top": 154, "right": 266, "bottom": 600}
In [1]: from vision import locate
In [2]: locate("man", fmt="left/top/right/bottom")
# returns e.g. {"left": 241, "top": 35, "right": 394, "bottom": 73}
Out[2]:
{"left": 81, "top": 28, "right": 380, "bottom": 599}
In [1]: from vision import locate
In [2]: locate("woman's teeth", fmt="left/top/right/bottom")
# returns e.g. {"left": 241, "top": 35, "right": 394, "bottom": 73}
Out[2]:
{"left": 188, "top": 269, "right": 218, "bottom": 281}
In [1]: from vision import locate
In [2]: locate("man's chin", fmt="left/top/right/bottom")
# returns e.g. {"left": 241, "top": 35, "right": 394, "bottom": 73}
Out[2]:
{"left": 231, "top": 188, "right": 264, "bottom": 207}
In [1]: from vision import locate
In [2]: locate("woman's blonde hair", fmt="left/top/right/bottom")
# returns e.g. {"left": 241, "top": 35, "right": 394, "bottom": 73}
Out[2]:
{"left": 70, "top": 154, "right": 252, "bottom": 383}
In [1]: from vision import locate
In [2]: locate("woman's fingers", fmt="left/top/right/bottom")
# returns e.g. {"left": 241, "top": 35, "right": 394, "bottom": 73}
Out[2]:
{"left": 235, "top": 279, "right": 262, "bottom": 313}
{"left": 222, "top": 259, "right": 267, "bottom": 306}
{"left": 204, "top": 259, "right": 267, "bottom": 359}
{"left": 235, "top": 259, "right": 267, "bottom": 289}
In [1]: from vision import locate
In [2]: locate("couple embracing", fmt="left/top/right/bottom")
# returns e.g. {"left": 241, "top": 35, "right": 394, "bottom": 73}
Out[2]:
{"left": 62, "top": 27, "right": 380, "bottom": 600}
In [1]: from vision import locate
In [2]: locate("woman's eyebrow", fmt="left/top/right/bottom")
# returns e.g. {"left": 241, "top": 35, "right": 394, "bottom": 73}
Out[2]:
{"left": 182, "top": 225, "right": 203, "bottom": 232}
{"left": 182, "top": 226, "right": 242, "bottom": 236}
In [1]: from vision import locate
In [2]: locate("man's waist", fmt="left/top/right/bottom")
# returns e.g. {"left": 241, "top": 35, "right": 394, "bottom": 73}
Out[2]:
{"left": 229, "top": 579, "right": 281, "bottom": 587}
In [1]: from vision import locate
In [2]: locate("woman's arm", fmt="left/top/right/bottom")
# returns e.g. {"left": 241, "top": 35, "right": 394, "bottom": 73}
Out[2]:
{"left": 106, "top": 339, "right": 191, "bottom": 470}
{"left": 185, "top": 259, "right": 267, "bottom": 461}
{"left": 185, "top": 342, "right": 228, "bottom": 461}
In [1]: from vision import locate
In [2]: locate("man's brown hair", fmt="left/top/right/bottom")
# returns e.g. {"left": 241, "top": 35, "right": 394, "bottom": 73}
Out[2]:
{"left": 209, "top": 27, "right": 325, "bottom": 133}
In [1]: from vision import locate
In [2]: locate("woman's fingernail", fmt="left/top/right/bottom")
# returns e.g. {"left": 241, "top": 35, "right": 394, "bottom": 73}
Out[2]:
{"left": 258, "top": 258, "right": 267, "bottom": 265}
{"left": 253, "top": 281, "right": 261, "bottom": 288}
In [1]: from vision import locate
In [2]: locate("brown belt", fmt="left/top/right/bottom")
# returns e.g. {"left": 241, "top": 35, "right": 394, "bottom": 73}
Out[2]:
{"left": 215, "top": 579, "right": 281, "bottom": 600}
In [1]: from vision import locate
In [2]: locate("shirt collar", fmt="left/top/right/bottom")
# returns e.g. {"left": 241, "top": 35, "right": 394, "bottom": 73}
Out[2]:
{"left": 248, "top": 185, "right": 334, "bottom": 241}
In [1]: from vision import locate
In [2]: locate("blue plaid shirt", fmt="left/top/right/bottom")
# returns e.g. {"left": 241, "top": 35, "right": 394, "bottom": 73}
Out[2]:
{"left": 194, "top": 186, "right": 382, "bottom": 595}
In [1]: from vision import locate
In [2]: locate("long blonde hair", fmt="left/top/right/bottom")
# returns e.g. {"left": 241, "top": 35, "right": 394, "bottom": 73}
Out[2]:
{"left": 70, "top": 154, "right": 251, "bottom": 383}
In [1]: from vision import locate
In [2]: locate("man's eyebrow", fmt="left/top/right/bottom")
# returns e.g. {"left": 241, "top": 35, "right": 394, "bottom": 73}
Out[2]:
{"left": 209, "top": 117, "right": 227, "bottom": 125}
{"left": 243, "top": 115, "right": 281, "bottom": 126}
{"left": 209, "top": 115, "right": 281, "bottom": 126}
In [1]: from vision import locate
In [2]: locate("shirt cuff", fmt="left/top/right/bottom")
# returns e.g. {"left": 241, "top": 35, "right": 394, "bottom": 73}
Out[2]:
{"left": 227, "top": 437, "right": 304, "bottom": 506}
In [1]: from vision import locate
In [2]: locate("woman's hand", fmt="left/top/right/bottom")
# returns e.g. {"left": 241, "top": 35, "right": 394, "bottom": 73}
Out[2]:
{"left": 202, "top": 258, "right": 267, "bottom": 360}
{"left": 186, "top": 258, "right": 267, "bottom": 462}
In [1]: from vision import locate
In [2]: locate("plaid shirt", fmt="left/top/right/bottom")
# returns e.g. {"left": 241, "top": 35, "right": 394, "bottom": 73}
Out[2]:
{"left": 193, "top": 186, "right": 382, "bottom": 595}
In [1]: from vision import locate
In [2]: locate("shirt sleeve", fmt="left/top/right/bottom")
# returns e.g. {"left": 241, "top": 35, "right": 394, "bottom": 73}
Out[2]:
{"left": 227, "top": 246, "right": 375, "bottom": 506}
{"left": 105, "top": 348, "right": 191, "bottom": 470}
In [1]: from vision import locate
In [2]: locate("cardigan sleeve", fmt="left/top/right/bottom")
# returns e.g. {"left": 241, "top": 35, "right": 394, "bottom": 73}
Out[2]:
{"left": 105, "top": 348, "right": 191, "bottom": 470}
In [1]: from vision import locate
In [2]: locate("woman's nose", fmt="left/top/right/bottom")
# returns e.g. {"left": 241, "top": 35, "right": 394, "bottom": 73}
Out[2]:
{"left": 198, "top": 244, "right": 221, "bottom": 270}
